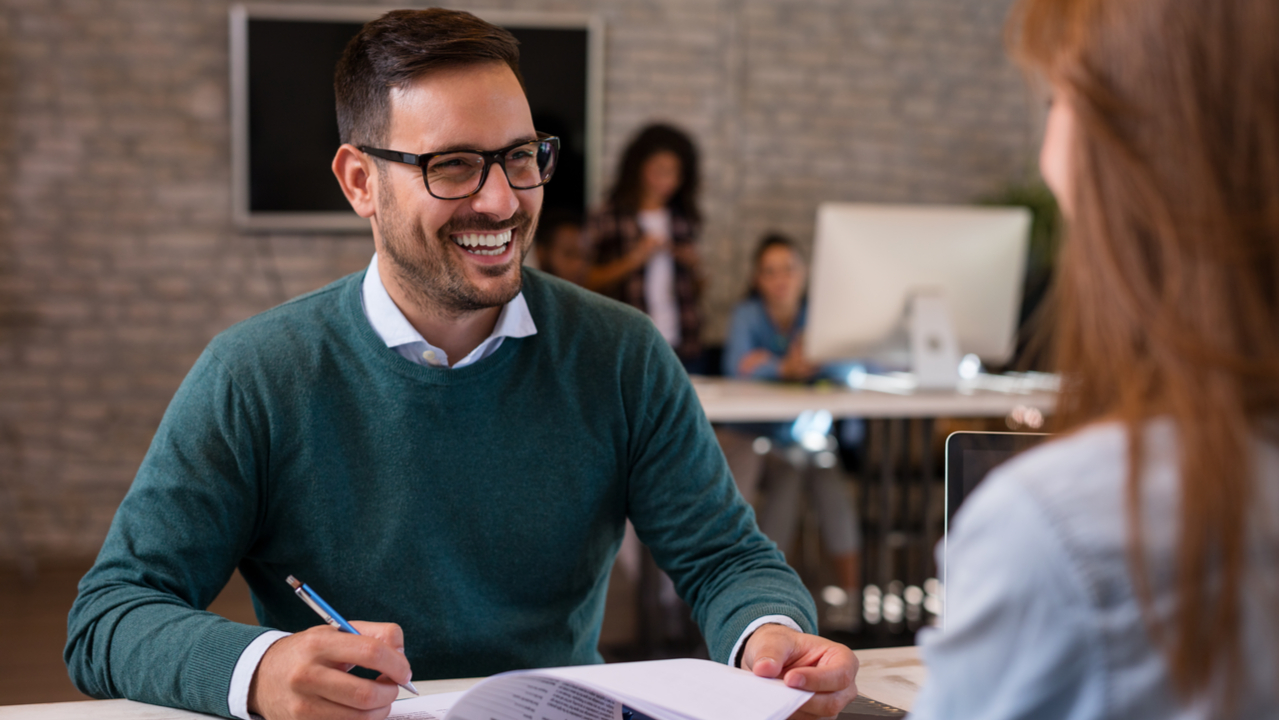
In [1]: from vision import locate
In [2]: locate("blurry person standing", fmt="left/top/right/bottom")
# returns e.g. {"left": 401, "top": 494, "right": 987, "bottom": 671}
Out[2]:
{"left": 587, "top": 123, "right": 705, "bottom": 372}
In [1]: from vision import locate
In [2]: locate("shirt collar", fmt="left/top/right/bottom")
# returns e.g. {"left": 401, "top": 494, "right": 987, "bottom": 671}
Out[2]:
{"left": 360, "top": 253, "right": 537, "bottom": 362}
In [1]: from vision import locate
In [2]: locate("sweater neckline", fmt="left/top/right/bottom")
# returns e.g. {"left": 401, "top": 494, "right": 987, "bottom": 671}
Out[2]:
{"left": 341, "top": 270, "right": 528, "bottom": 385}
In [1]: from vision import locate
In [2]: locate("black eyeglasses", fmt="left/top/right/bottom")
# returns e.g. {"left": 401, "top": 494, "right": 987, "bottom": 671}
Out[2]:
{"left": 360, "top": 133, "right": 560, "bottom": 200}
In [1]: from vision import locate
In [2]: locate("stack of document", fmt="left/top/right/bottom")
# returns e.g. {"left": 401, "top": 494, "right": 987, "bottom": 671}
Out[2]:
{"left": 388, "top": 657, "right": 813, "bottom": 720}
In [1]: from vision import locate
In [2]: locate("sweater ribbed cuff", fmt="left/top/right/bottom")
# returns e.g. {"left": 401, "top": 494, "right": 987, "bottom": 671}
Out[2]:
{"left": 712, "top": 603, "right": 816, "bottom": 666}
{"left": 186, "top": 622, "right": 279, "bottom": 719}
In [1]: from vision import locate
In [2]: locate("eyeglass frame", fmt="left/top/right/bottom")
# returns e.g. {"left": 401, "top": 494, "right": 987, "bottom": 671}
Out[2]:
{"left": 358, "top": 133, "right": 560, "bottom": 200}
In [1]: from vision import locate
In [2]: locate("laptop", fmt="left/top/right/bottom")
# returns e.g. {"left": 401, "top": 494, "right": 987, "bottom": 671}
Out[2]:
{"left": 941, "top": 431, "right": 1050, "bottom": 618}
{"left": 827, "top": 433, "right": 1049, "bottom": 718}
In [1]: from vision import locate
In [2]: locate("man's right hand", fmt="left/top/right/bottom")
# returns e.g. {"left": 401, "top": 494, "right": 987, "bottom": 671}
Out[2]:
{"left": 248, "top": 621, "right": 413, "bottom": 720}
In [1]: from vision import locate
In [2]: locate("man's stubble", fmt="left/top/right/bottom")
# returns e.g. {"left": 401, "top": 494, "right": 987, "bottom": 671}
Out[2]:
{"left": 377, "top": 185, "right": 539, "bottom": 317}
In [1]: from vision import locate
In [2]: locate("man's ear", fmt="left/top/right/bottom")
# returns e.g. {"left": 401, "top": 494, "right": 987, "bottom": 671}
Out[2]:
{"left": 332, "top": 143, "right": 377, "bottom": 218}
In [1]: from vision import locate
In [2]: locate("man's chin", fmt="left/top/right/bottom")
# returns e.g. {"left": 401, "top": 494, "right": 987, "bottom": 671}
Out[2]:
{"left": 456, "top": 262, "right": 523, "bottom": 309}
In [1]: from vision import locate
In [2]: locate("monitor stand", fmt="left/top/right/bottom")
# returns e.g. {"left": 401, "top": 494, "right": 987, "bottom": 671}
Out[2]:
{"left": 907, "top": 293, "right": 960, "bottom": 389}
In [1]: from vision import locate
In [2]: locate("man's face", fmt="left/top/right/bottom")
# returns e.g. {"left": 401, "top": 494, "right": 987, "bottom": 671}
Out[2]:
{"left": 373, "top": 62, "right": 542, "bottom": 315}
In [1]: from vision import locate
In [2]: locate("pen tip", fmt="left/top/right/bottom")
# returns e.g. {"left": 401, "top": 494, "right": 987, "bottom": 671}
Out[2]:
{"left": 286, "top": 575, "right": 302, "bottom": 589}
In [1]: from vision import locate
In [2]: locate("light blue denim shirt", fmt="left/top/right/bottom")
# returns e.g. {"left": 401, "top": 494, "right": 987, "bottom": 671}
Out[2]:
{"left": 911, "top": 420, "right": 1278, "bottom": 720}
{"left": 723, "top": 297, "right": 807, "bottom": 380}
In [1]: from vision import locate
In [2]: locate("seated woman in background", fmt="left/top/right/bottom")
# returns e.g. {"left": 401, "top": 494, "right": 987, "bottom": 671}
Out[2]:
{"left": 910, "top": 0, "right": 1277, "bottom": 718}
{"left": 532, "top": 208, "right": 588, "bottom": 286}
{"left": 721, "top": 233, "right": 863, "bottom": 630}
{"left": 586, "top": 123, "right": 705, "bottom": 372}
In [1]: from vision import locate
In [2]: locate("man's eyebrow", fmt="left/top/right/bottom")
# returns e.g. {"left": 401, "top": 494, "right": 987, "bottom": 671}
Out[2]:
{"left": 428, "top": 135, "right": 539, "bottom": 154}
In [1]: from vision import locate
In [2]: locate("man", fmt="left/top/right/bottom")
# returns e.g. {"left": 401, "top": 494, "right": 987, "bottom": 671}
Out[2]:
{"left": 66, "top": 10, "right": 859, "bottom": 720}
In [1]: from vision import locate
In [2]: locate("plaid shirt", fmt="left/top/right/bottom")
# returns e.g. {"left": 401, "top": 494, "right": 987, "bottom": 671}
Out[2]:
{"left": 587, "top": 202, "right": 703, "bottom": 362}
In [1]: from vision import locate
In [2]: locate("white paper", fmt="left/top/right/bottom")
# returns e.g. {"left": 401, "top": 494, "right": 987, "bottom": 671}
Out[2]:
{"left": 389, "top": 690, "right": 465, "bottom": 720}
{"left": 533, "top": 658, "right": 812, "bottom": 720}
{"left": 388, "top": 658, "right": 810, "bottom": 720}
{"left": 444, "top": 676, "right": 622, "bottom": 720}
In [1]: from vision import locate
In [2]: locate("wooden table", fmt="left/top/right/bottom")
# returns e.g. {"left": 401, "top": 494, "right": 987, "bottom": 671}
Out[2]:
{"left": 0, "top": 646, "right": 925, "bottom": 718}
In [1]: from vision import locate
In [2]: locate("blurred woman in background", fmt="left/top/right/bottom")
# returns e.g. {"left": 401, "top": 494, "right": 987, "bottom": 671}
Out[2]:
{"left": 722, "top": 233, "right": 863, "bottom": 630}
{"left": 587, "top": 123, "right": 705, "bottom": 371}
{"left": 910, "top": 0, "right": 1277, "bottom": 717}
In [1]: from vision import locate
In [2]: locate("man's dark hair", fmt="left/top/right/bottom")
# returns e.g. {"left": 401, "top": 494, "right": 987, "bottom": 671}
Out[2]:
{"left": 335, "top": 8, "right": 524, "bottom": 147}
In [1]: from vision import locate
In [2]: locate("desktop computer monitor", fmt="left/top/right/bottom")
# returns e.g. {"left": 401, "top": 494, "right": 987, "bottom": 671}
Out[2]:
{"left": 806, "top": 202, "right": 1031, "bottom": 378}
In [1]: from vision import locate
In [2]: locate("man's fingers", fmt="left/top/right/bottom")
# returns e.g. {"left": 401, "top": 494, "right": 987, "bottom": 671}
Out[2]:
{"left": 312, "top": 631, "right": 413, "bottom": 686}
{"left": 743, "top": 625, "right": 797, "bottom": 678}
{"left": 350, "top": 621, "right": 406, "bottom": 654}
{"left": 782, "top": 646, "right": 859, "bottom": 692}
{"left": 752, "top": 655, "right": 784, "bottom": 679}
{"left": 280, "top": 691, "right": 394, "bottom": 720}
{"left": 310, "top": 667, "right": 402, "bottom": 711}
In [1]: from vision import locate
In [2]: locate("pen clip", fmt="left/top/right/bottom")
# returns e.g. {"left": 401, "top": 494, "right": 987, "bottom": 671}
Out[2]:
{"left": 294, "top": 586, "right": 339, "bottom": 628}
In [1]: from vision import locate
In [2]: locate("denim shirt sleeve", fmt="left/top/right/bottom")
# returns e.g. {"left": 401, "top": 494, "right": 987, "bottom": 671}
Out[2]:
{"left": 723, "top": 300, "right": 782, "bottom": 380}
{"left": 909, "top": 471, "right": 1106, "bottom": 720}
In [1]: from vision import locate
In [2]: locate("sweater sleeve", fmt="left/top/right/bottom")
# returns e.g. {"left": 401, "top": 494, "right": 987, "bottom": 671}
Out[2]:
{"left": 65, "top": 347, "right": 275, "bottom": 718}
{"left": 623, "top": 330, "right": 817, "bottom": 663}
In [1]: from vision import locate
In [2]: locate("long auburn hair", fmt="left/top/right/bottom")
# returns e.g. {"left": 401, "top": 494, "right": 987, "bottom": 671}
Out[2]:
{"left": 1010, "top": 0, "right": 1277, "bottom": 703}
{"left": 606, "top": 123, "right": 701, "bottom": 224}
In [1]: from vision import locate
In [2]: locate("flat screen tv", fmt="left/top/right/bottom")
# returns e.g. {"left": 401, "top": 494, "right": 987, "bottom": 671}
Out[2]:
{"left": 230, "top": 4, "right": 603, "bottom": 231}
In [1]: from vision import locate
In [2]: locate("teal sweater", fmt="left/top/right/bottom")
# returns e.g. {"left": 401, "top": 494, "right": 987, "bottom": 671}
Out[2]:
{"left": 65, "top": 269, "right": 816, "bottom": 718}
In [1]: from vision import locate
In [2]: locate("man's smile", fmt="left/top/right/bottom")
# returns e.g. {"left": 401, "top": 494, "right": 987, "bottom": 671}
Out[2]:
{"left": 451, "top": 228, "right": 513, "bottom": 257}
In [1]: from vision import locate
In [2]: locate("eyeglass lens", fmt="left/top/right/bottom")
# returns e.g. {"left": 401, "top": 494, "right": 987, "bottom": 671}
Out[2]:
{"left": 425, "top": 140, "right": 556, "bottom": 199}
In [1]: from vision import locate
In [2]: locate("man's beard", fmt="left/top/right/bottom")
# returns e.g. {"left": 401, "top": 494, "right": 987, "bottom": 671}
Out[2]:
{"left": 378, "top": 192, "right": 537, "bottom": 317}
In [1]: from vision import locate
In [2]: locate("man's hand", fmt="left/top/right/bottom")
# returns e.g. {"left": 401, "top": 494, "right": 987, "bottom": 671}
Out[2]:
{"left": 248, "top": 621, "right": 413, "bottom": 720}
{"left": 741, "top": 624, "right": 859, "bottom": 720}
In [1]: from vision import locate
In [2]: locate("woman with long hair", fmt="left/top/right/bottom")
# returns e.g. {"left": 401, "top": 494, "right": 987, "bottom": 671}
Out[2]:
{"left": 586, "top": 123, "right": 705, "bottom": 370}
{"left": 910, "top": 0, "right": 1277, "bottom": 717}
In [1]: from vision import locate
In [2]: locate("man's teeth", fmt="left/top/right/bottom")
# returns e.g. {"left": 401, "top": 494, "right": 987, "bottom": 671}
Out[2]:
{"left": 453, "top": 230, "right": 512, "bottom": 255}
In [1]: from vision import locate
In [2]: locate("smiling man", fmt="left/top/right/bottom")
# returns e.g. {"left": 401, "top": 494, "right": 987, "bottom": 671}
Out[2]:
{"left": 65, "top": 9, "right": 858, "bottom": 720}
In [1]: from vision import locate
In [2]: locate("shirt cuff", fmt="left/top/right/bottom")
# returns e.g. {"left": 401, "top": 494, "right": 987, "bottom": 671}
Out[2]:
{"left": 228, "top": 630, "right": 291, "bottom": 720}
{"left": 728, "top": 614, "right": 805, "bottom": 668}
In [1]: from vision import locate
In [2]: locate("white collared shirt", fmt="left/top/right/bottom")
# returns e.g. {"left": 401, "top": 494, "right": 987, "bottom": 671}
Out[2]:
{"left": 360, "top": 253, "right": 537, "bottom": 368}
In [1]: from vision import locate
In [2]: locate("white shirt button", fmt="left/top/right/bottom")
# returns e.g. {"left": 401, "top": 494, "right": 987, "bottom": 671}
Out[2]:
{"left": 423, "top": 350, "right": 436, "bottom": 361}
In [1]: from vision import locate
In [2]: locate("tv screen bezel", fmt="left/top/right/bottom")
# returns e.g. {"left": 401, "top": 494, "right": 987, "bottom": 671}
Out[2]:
{"left": 229, "top": 3, "right": 604, "bottom": 232}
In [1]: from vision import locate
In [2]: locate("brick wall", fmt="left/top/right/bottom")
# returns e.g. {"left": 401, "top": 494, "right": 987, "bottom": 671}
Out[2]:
{"left": 0, "top": 0, "right": 1036, "bottom": 561}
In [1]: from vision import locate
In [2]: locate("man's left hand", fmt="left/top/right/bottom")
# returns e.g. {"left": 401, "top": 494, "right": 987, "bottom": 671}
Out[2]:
{"left": 741, "top": 624, "right": 859, "bottom": 720}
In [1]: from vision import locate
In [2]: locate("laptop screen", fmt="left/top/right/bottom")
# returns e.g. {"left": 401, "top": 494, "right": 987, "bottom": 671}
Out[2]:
{"left": 940, "top": 432, "right": 1049, "bottom": 622}
{"left": 944, "top": 432, "right": 1048, "bottom": 523}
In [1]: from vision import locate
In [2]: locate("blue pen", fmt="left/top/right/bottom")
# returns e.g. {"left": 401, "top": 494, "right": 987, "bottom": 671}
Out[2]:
{"left": 286, "top": 575, "right": 419, "bottom": 696}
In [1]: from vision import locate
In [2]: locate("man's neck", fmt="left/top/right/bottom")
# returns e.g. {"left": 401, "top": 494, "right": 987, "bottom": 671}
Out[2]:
{"left": 379, "top": 256, "right": 503, "bottom": 366}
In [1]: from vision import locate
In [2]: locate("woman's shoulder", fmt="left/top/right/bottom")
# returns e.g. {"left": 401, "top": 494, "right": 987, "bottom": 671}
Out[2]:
{"left": 727, "top": 297, "right": 769, "bottom": 329}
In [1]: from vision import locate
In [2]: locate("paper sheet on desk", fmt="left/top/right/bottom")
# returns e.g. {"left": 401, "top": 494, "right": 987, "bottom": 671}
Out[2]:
{"left": 392, "top": 680, "right": 624, "bottom": 720}
{"left": 390, "top": 690, "right": 465, "bottom": 720}
{"left": 388, "top": 658, "right": 812, "bottom": 720}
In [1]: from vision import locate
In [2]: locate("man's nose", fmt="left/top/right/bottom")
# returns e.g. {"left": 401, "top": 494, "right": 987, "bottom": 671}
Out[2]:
{"left": 469, "top": 162, "right": 520, "bottom": 218}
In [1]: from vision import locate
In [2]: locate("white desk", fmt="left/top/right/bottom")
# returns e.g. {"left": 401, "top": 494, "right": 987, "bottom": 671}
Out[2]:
{"left": 0, "top": 646, "right": 925, "bottom": 719}
{"left": 694, "top": 374, "right": 1057, "bottom": 627}
{"left": 692, "top": 375, "right": 1056, "bottom": 422}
